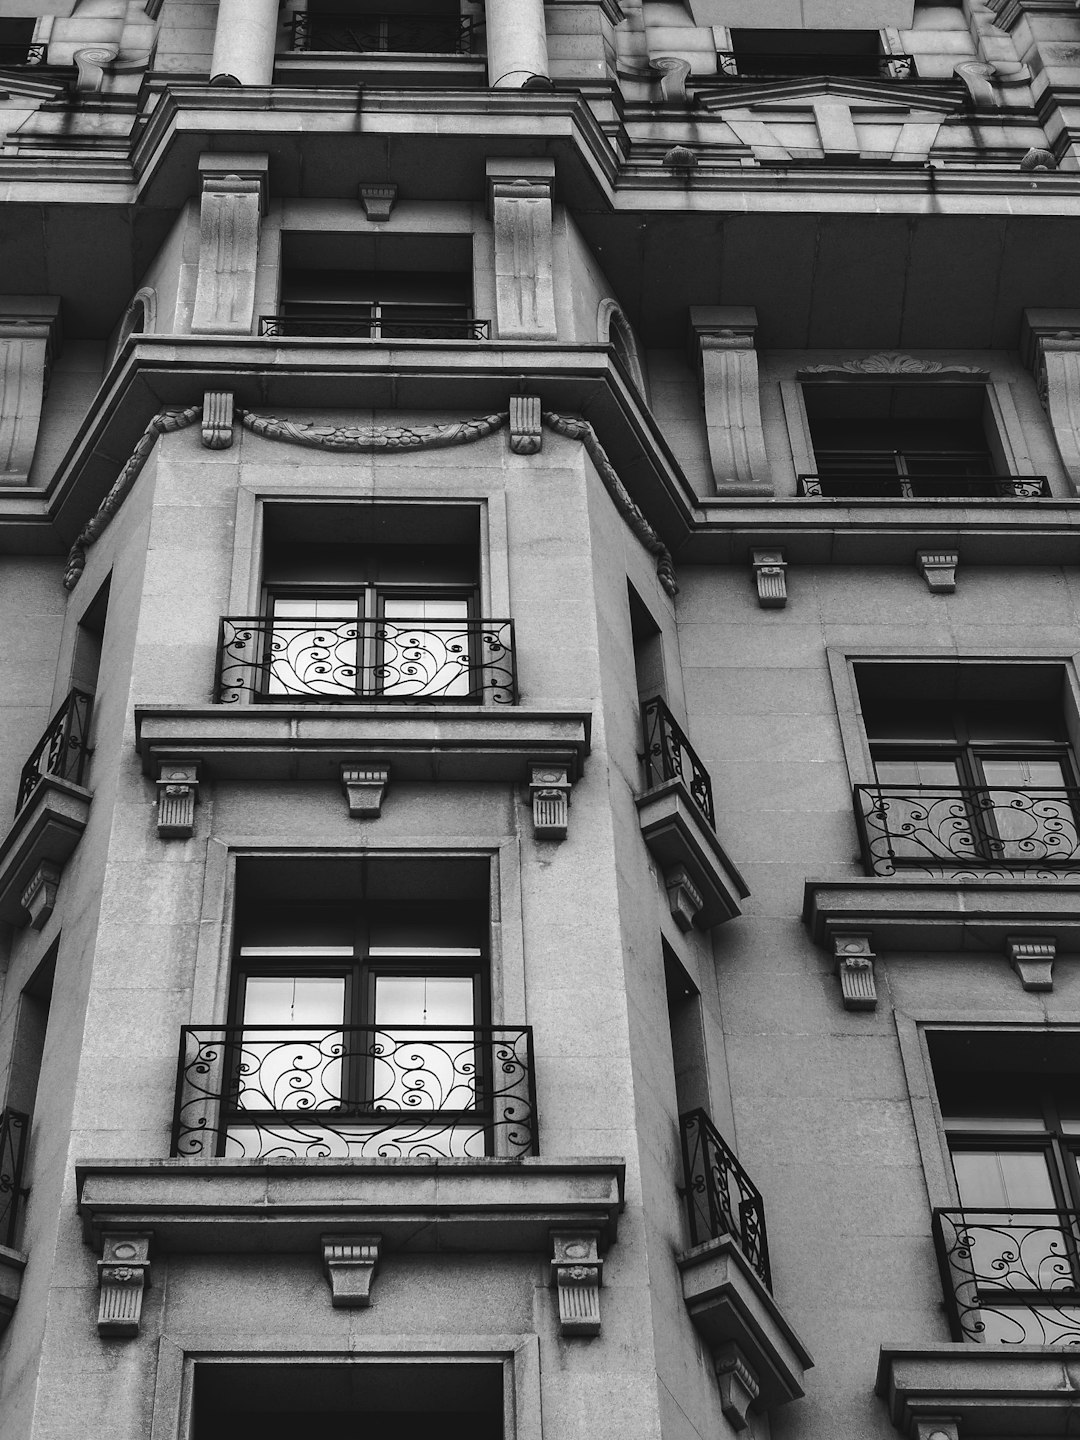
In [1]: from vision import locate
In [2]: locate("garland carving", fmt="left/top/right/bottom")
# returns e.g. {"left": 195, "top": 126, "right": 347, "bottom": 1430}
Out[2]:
{"left": 236, "top": 410, "right": 508, "bottom": 450}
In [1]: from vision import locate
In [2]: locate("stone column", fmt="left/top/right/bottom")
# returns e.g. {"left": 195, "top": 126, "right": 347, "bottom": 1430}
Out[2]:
{"left": 190, "top": 155, "right": 268, "bottom": 336}
{"left": 487, "top": 159, "right": 558, "bottom": 341}
{"left": 485, "top": 0, "right": 549, "bottom": 88}
{"left": 0, "top": 297, "right": 61, "bottom": 485}
{"left": 688, "top": 306, "right": 773, "bottom": 495}
{"left": 210, "top": 0, "right": 279, "bottom": 86}
{"left": 1021, "top": 309, "right": 1080, "bottom": 495}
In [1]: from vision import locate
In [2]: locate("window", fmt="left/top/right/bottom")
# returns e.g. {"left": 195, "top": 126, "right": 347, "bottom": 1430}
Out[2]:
{"left": 722, "top": 29, "right": 901, "bottom": 80}
{"left": 0, "top": 19, "right": 39, "bottom": 66}
{"left": 855, "top": 664, "right": 1080, "bottom": 872}
{"left": 2, "top": 949, "right": 55, "bottom": 1249}
{"left": 174, "top": 856, "right": 536, "bottom": 1161}
{"left": 289, "top": 0, "right": 473, "bottom": 57}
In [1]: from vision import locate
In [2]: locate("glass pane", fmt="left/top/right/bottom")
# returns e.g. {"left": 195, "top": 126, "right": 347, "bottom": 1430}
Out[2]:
{"left": 374, "top": 974, "right": 475, "bottom": 1026}
{"left": 953, "top": 1149, "right": 1055, "bottom": 1210}
{"left": 979, "top": 758, "right": 1078, "bottom": 862}
{"left": 864, "top": 757, "right": 974, "bottom": 865}
{"left": 267, "top": 598, "right": 360, "bottom": 697}
{"left": 981, "top": 758, "right": 1068, "bottom": 788}
{"left": 874, "top": 757, "right": 961, "bottom": 786}
{"left": 378, "top": 597, "right": 472, "bottom": 698}
{"left": 242, "top": 976, "right": 345, "bottom": 1026}
{"left": 372, "top": 975, "right": 477, "bottom": 1112}
{"left": 236, "top": 976, "right": 346, "bottom": 1113}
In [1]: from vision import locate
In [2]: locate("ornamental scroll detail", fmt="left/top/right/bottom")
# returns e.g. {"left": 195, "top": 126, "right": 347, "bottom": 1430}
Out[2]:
{"left": 800, "top": 354, "right": 985, "bottom": 377}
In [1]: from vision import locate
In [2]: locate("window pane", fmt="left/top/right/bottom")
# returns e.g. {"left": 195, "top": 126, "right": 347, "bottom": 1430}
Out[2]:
{"left": 373, "top": 976, "right": 477, "bottom": 1112}
{"left": 981, "top": 758, "right": 1069, "bottom": 788}
{"left": 953, "top": 1149, "right": 1055, "bottom": 1209}
{"left": 374, "top": 975, "right": 475, "bottom": 1027}
{"left": 378, "top": 597, "right": 472, "bottom": 698}
{"left": 237, "top": 977, "right": 347, "bottom": 1114}
{"left": 267, "top": 598, "right": 360, "bottom": 697}
{"left": 979, "top": 758, "right": 1078, "bottom": 861}
{"left": 242, "top": 976, "right": 345, "bottom": 1026}
{"left": 874, "top": 757, "right": 961, "bottom": 786}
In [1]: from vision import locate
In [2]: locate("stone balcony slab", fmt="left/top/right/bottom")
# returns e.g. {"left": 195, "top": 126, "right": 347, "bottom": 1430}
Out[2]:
{"left": 76, "top": 1156, "right": 625, "bottom": 1254}
{"left": 637, "top": 780, "right": 749, "bottom": 928}
{"left": 877, "top": 1343, "right": 1080, "bottom": 1436}
{"left": 134, "top": 705, "right": 591, "bottom": 784}
{"left": 0, "top": 777, "right": 92, "bottom": 925}
{"left": 679, "top": 1236, "right": 813, "bottom": 1413}
{"left": 803, "top": 877, "right": 1080, "bottom": 953}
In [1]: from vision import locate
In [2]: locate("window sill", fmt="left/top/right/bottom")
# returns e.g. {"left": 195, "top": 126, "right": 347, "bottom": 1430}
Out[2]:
{"left": 636, "top": 779, "right": 749, "bottom": 928}
{"left": 0, "top": 776, "right": 92, "bottom": 926}
{"left": 134, "top": 704, "right": 591, "bottom": 783}
{"left": 877, "top": 1342, "right": 1080, "bottom": 1435}
{"left": 76, "top": 1155, "right": 625, "bottom": 1254}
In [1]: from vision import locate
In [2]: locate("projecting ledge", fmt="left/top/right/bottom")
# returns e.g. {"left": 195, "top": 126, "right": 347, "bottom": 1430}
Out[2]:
{"left": 679, "top": 1237, "right": 813, "bottom": 1412}
{"left": 0, "top": 778, "right": 91, "bottom": 925}
{"left": 876, "top": 1343, "right": 1080, "bottom": 1437}
{"left": 134, "top": 706, "right": 591, "bottom": 784}
{"left": 803, "top": 878, "right": 1080, "bottom": 954}
{"left": 75, "top": 1156, "right": 625, "bottom": 1254}
{"left": 637, "top": 780, "right": 749, "bottom": 928}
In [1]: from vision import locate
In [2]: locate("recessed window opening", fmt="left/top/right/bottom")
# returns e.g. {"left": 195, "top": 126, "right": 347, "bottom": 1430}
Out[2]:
{"left": 290, "top": 0, "right": 472, "bottom": 58}
{"left": 727, "top": 28, "right": 884, "bottom": 77}
{"left": 0, "top": 19, "right": 38, "bottom": 64}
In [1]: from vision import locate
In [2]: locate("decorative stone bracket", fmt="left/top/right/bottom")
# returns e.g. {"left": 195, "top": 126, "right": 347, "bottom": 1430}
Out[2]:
{"left": 1007, "top": 935, "right": 1055, "bottom": 992}
{"left": 201, "top": 391, "right": 234, "bottom": 449}
{"left": 21, "top": 861, "right": 60, "bottom": 931}
{"left": 715, "top": 1342, "right": 761, "bottom": 1432}
{"left": 487, "top": 159, "right": 558, "bottom": 341}
{"left": 751, "top": 549, "right": 787, "bottom": 608}
{"left": 1021, "top": 310, "right": 1080, "bottom": 495}
{"left": 97, "top": 1233, "right": 151, "bottom": 1337}
{"left": 0, "top": 295, "right": 61, "bottom": 485}
{"left": 510, "top": 394, "right": 542, "bottom": 454}
{"left": 190, "top": 154, "right": 268, "bottom": 337}
{"left": 833, "top": 933, "right": 878, "bottom": 1011}
{"left": 321, "top": 1234, "right": 382, "bottom": 1308}
{"left": 916, "top": 551, "right": 958, "bottom": 594}
{"left": 688, "top": 307, "right": 772, "bottom": 494}
{"left": 529, "top": 764, "right": 572, "bottom": 840}
{"left": 359, "top": 183, "right": 397, "bottom": 222}
{"left": 156, "top": 764, "right": 200, "bottom": 839}
{"left": 551, "top": 1230, "right": 603, "bottom": 1336}
{"left": 665, "top": 865, "right": 704, "bottom": 931}
{"left": 912, "top": 1419, "right": 960, "bottom": 1440}
{"left": 341, "top": 764, "right": 389, "bottom": 819}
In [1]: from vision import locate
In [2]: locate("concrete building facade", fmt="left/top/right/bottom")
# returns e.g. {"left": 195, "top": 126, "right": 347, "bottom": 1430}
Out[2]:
{"left": 0, "top": 1, "right": 1079, "bottom": 1437}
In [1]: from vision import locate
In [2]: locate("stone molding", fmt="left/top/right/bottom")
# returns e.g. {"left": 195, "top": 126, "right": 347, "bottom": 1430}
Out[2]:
{"left": 190, "top": 154, "right": 268, "bottom": 336}
{"left": 0, "top": 296, "right": 61, "bottom": 485}
{"left": 800, "top": 355, "right": 986, "bottom": 378}
{"left": 688, "top": 307, "right": 772, "bottom": 494}
{"left": 97, "top": 1232, "right": 151, "bottom": 1338}
{"left": 321, "top": 1234, "right": 382, "bottom": 1308}
{"left": 238, "top": 409, "right": 508, "bottom": 452}
{"left": 487, "top": 159, "right": 558, "bottom": 340}
{"left": 1020, "top": 309, "right": 1080, "bottom": 494}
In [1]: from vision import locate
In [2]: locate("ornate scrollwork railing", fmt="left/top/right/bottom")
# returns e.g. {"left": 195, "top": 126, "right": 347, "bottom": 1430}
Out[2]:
{"left": 642, "top": 696, "right": 716, "bottom": 831}
{"left": 16, "top": 688, "right": 93, "bottom": 813}
{"left": 716, "top": 50, "right": 916, "bottom": 81}
{"left": 289, "top": 13, "right": 476, "bottom": 55}
{"left": 934, "top": 1208, "right": 1080, "bottom": 1345}
{"left": 172, "top": 1024, "right": 537, "bottom": 1161}
{"left": 0, "top": 1108, "right": 28, "bottom": 1250}
{"left": 680, "top": 1108, "right": 771, "bottom": 1290}
{"left": 216, "top": 615, "right": 516, "bottom": 705}
{"left": 855, "top": 784, "right": 1080, "bottom": 879}
{"left": 259, "top": 315, "right": 490, "bottom": 341}
{"left": 0, "top": 43, "right": 46, "bottom": 67}
{"left": 798, "top": 474, "right": 1049, "bottom": 499}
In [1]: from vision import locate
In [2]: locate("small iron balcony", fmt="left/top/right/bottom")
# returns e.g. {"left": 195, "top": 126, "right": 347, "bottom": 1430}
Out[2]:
{"left": 0, "top": 43, "right": 46, "bottom": 67}
{"left": 16, "top": 688, "right": 93, "bottom": 814}
{"left": 716, "top": 50, "right": 916, "bottom": 81}
{"left": 259, "top": 314, "right": 490, "bottom": 341}
{"left": 0, "top": 1108, "right": 28, "bottom": 1250}
{"left": 798, "top": 474, "right": 1049, "bottom": 499}
{"left": 172, "top": 1024, "right": 537, "bottom": 1161}
{"left": 680, "top": 1109, "right": 771, "bottom": 1290}
{"left": 855, "top": 784, "right": 1080, "bottom": 877}
{"left": 216, "top": 615, "right": 517, "bottom": 705}
{"left": 935, "top": 1208, "right": 1080, "bottom": 1346}
{"left": 642, "top": 696, "right": 716, "bottom": 831}
{"left": 289, "top": 13, "right": 476, "bottom": 55}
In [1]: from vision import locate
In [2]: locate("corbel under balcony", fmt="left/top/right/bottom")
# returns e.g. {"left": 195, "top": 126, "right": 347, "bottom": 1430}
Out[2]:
{"left": 0, "top": 777, "right": 92, "bottom": 926}
{"left": 679, "top": 1237, "right": 813, "bottom": 1420}
{"left": 133, "top": 705, "right": 591, "bottom": 786}
{"left": 803, "top": 877, "right": 1080, "bottom": 954}
{"left": 876, "top": 1343, "right": 1080, "bottom": 1438}
{"left": 76, "top": 1156, "right": 625, "bottom": 1256}
{"left": 637, "top": 779, "right": 749, "bottom": 928}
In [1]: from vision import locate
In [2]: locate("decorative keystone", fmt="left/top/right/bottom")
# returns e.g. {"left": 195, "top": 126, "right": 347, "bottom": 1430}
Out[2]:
{"left": 97, "top": 1233, "right": 151, "bottom": 1337}
{"left": 341, "top": 765, "right": 389, "bottom": 819}
{"left": 917, "top": 551, "right": 958, "bottom": 594}
{"left": 20, "top": 861, "right": 60, "bottom": 931}
{"left": 551, "top": 1231, "right": 602, "bottom": 1337}
{"left": 665, "top": 865, "right": 704, "bottom": 932}
{"left": 156, "top": 764, "right": 200, "bottom": 839}
{"left": 913, "top": 1420, "right": 960, "bottom": 1440}
{"left": 751, "top": 550, "right": 788, "bottom": 608}
{"left": 1007, "top": 935, "right": 1055, "bottom": 992}
{"left": 359, "top": 183, "right": 397, "bottom": 221}
{"left": 509, "top": 394, "right": 542, "bottom": 454}
{"left": 321, "top": 1234, "right": 381, "bottom": 1308}
{"left": 714, "top": 1342, "right": 761, "bottom": 1432}
{"left": 201, "top": 391, "right": 234, "bottom": 449}
{"left": 833, "top": 933, "right": 877, "bottom": 1011}
{"left": 529, "top": 764, "right": 571, "bottom": 840}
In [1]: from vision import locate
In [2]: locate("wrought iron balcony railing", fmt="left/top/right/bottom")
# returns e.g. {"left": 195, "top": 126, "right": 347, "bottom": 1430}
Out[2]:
{"left": 717, "top": 50, "right": 916, "bottom": 81}
{"left": 680, "top": 1109, "right": 771, "bottom": 1290}
{"left": 172, "top": 1024, "right": 537, "bottom": 1161}
{"left": 289, "top": 13, "right": 476, "bottom": 55}
{"left": 934, "top": 1208, "right": 1080, "bottom": 1346}
{"left": 855, "top": 784, "right": 1080, "bottom": 878}
{"left": 0, "top": 43, "right": 46, "bottom": 67}
{"left": 216, "top": 615, "right": 517, "bottom": 705}
{"left": 798, "top": 474, "right": 1049, "bottom": 499}
{"left": 642, "top": 696, "right": 716, "bottom": 831}
{"left": 259, "top": 314, "right": 490, "bottom": 341}
{"left": 0, "top": 1108, "right": 28, "bottom": 1250}
{"left": 16, "top": 688, "right": 93, "bottom": 814}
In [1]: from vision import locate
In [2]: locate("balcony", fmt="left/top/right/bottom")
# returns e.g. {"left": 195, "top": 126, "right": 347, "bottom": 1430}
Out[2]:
{"left": 643, "top": 697, "right": 715, "bottom": 833}
{"left": 677, "top": 1110, "right": 812, "bottom": 1425}
{"left": 798, "top": 474, "right": 1050, "bottom": 500}
{"left": 258, "top": 315, "right": 490, "bottom": 342}
{"left": 288, "top": 13, "right": 476, "bottom": 55}
{"left": 17, "top": 687, "right": 92, "bottom": 812}
{"left": 172, "top": 1023, "right": 537, "bottom": 1161}
{"left": 0, "top": 1108, "right": 29, "bottom": 1333}
{"left": 716, "top": 50, "right": 916, "bottom": 81}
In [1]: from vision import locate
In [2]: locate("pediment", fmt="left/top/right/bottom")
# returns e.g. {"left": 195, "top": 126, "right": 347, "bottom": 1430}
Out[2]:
{"left": 697, "top": 76, "right": 964, "bottom": 116}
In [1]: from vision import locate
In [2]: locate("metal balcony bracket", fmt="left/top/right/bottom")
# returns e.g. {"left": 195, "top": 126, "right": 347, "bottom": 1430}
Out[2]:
{"left": 916, "top": 550, "right": 958, "bottom": 594}
{"left": 550, "top": 1230, "right": 603, "bottom": 1337}
{"left": 341, "top": 764, "right": 390, "bottom": 819}
{"left": 20, "top": 860, "right": 60, "bottom": 930}
{"left": 751, "top": 549, "right": 788, "bottom": 608}
{"left": 156, "top": 764, "right": 200, "bottom": 839}
{"left": 833, "top": 933, "right": 878, "bottom": 1011}
{"left": 359, "top": 183, "right": 397, "bottom": 222}
{"left": 529, "top": 763, "right": 572, "bottom": 841}
{"left": 715, "top": 1342, "right": 761, "bottom": 1433}
{"left": 321, "top": 1234, "right": 382, "bottom": 1308}
{"left": 201, "top": 390, "right": 234, "bottom": 449}
{"left": 1006, "top": 934, "right": 1055, "bottom": 992}
{"left": 509, "top": 394, "right": 542, "bottom": 454}
{"left": 97, "top": 1232, "right": 151, "bottom": 1338}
